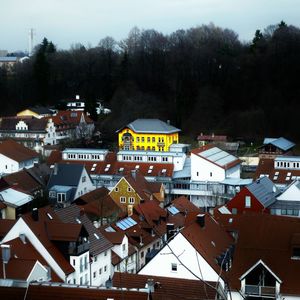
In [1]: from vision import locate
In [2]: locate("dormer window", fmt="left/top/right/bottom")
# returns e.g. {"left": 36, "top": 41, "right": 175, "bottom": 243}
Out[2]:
{"left": 292, "top": 247, "right": 300, "bottom": 259}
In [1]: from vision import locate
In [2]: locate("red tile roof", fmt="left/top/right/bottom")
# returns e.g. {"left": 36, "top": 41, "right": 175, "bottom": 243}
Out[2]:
{"left": 255, "top": 158, "right": 300, "bottom": 184}
{"left": 1, "top": 169, "right": 42, "bottom": 194}
{"left": 112, "top": 272, "right": 218, "bottom": 300}
{"left": 22, "top": 207, "right": 75, "bottom": 276}
{"left": 46, "top": 221, "right": 83, "bottom": 242}
{"left": 0, "top": 139, "right": 38, "bottom": 162}
{"left": 0, "top": 284, "right": 148, "bottom": 300}
{"left": 182, "top": 214, "right": 234, "bottom": 276}
{"left": 197, "top": 134, "right": 227, "bottom": 142}
{"left": 49, "top": 110, "right": 93, "bottom": 127}
{"left": 47, "top": 150, "right": 174, "bottom": 178}
{"left": 214, "top": 212, "right": 300, "bottom": 295}
{"left": 0, "top": 219, "right": 15, "bottom": 238}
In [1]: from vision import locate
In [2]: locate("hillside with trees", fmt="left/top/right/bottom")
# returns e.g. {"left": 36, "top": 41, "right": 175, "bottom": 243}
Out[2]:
{"left": 1, "top": 21, "right": 300, "bottom": 142}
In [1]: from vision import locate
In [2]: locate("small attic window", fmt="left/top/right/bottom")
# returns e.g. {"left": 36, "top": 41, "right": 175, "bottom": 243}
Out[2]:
{"left": 292, "top": 247, "right": 300, "bottom": 259}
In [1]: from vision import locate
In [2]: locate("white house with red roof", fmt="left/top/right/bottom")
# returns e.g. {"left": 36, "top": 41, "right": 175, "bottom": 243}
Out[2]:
{"left": 0, "top": 140, "right": 39, "bottom": 175}
{"left": 138, "top": 213, "right": 234, "bottom": 287}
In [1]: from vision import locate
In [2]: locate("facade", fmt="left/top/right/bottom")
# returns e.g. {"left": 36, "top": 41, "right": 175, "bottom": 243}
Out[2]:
{"left": 117, "top": 119, "right": 180, "bottom": 151}
{"left": 0, "top": 117, "right": 57, "bottom": 152}
{"left": 109, "top": 172, "right": 164, "bottom": 213}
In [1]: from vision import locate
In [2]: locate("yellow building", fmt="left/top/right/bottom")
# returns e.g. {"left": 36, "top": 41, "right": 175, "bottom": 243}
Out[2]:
{"left": 109, "top": 172, "right": 164, "bottom": 215}
{"left": 17, "top": 106, "right": 54, "bottom": 119}
{"left": 117, "top": 119, "right": 180, "bottom": 151}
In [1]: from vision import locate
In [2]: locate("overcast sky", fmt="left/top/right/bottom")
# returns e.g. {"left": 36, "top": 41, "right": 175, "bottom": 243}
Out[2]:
{"left": 1, "top": 0, "right": 300, "bottom": 52}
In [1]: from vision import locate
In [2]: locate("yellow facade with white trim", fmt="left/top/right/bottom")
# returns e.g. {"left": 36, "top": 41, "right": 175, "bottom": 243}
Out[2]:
{"left": 118, "top": 128, "right": 179, "bottom": 151}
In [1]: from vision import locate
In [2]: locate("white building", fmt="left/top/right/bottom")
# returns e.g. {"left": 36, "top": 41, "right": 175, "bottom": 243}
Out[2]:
{"left": 139, "top": 213, "right": 234, "bottom": 288}
{"left": 0, "top": 140, "right": 39, "bottom": 175}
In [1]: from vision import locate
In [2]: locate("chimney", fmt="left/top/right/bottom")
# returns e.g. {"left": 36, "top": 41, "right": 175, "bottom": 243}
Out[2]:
{"left": 1, "top": 245, "right": 11, "bottom": 279}
{"left": 197, "top": 214, "right": 205, "bottom": 228}
{"left": 146, "top": 278, "right": 155, "bottom": 293}
{"left": 19, "top": 234, "right": 26, "bottom": 244}
{"left": 166, "top": 223, "right": 175, "bottom": 241}
{"left": 167, "top": 120, "right": 170, "bottom": 125}
{"left": 32, "top": 207, "right": 39, "bottom": 221}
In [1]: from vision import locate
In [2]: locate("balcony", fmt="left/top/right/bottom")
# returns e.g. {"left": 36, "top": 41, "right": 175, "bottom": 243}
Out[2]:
{"left": 245, "top": 285, "right": 276, "bottom": 297}
{"left": 68, "top": 242, "right": 89, "bottom": 256}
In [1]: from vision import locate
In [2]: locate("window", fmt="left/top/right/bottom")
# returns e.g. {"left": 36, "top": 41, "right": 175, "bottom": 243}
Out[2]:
{"left": 196, "top": 172, "right": 199, "bottom": 176}
{"left": 210, "top": 172, "right": 212, "bottom": 177}
{"left": 120, "top": 196, "right": 126, "bottom": 203}
{"left": 142, "top": 137, "right": 145, "bottom": 142}
{"left": 122, "top": 244, "right": 126, "bottom": 251}
{"left": 152, "top": 137, "right": 155, "bottom": 142}
{"left": 93, "top": 271, "right": 96, "bottom": 278}
{"left": 127, "top": 187, "right": 132, "bottom": 192}
{"left": 94, "top": 256, "right": 97, "bottom": 262}
{"left": 49, "top": 191, "right": 56, "bottom": 198}
{"left": 104, "top": 251, "right": 107, "bottom": 256}
{"left": 245, "top": 196, "right": 251, "bottom": 208}
{"left": 99, "top": 268, "right": 102, "bottom": 275}
{"left": 57, "top": 193, "right": 66, "bottom": 203}
{"left": 73, "top": 278, "right": 76, "bottom": 284}
{"left": 115, "top": 187, "right": 119, "bottom": 192}
{"left": 129, "top": 197, "right": 135, "bottom": 204}
{"left": 104, "top": 265, "right": 107, "bottom": 272}
{"left": 232, "top": 208, "right": 237, "bottom": 215}
{"left": 171, "top": 263, "right": 177, "bottom": 271}
{"left": 80, "top": 276, "right": 83, "bottom": 285}
{"left": 292, "top": 247, "right": 300, "bottom": 258}
{"left": 73, "top": 259, "right": 76, "bottom": 266}
{"left": 147, "top": 137, "right": 150, "bottom": 142}
{"left": 141, "top": 251, "right": 144, "bottom": 258}
{"left": 82, "top": 176, "right": 86, "bottom": 183}
{"left": 136, "top": 137, "right": 140, "bottom": 142}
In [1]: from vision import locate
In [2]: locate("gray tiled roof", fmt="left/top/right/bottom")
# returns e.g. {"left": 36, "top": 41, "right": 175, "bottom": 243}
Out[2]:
{"left": 48, "top": 163, "right": 84, "bottom": 188}
{"left": 247, "top": 176, "right": 280, "bottom": 207}
{"left": 117, "top": 119, "right": 180, "bottom": 134}
{"left": 55, "top": 205, "right": 113, "bottom": 256}
{"left": 263, "top": 137, "right": 295, "bottom": 151}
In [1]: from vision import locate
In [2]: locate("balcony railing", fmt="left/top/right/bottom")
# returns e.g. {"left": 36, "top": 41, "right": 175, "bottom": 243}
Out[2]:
{"left": 245, "top": 285, "right": 276, "bottom": 297}
{"left": 68, "top": 242, "right": 89, "bottom": 256}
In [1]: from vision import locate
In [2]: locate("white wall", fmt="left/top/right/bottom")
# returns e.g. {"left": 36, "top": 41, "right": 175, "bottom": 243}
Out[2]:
{"left": 0, "top": 154, "right": 19, "bottom": 174}
{"left": 191, "top": 153, "right": 225, "bottom": 182}
{"left": 277, "top": 182, "right": 300, "bottom": 201}
{"left": 89, "top": 250, "right": 111, "bottom": 286}
{"left": 75, "top": 168, "right": 95, "bottom": 199}
{"left": 225, "top": 164, "right": 240, "bottom": 178}
{"left": 27, "top": 261, "right": 49, "bottom": 283}
{"left": 139, "top": 233, "right": 224, "bottom": 286}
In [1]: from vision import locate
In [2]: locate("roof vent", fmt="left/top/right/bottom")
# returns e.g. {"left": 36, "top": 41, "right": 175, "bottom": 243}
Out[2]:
{"left": 32, "top": 208, "right": 39, "bottom": 221}
{"left": 197, "top": 214, "right": 205, "bottom": 228}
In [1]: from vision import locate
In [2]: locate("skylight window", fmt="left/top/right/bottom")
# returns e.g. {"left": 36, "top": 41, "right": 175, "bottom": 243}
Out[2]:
{"left": 94, "top": 233, "right": 100, "bottom": 240}
{"left": 47, "top": 213, "right": 53, "bottom": 220}
{"left": 148, "top": 169, "right": 152, "bottom": 174}
{"left": 135, "top": 165, "right": 140, "bottom": 169}
{"left": 162, "top": 169, "right": 166, "bottom": 173}
{"left": 167, "top": 206, "right": 180, "bottom": 215}
{"left": 116, "top": 217, "right": 137, "bottom": 230}
{"left": 119, "top": 167, "right": 124, "bottom": 172}
{"left": 149, "top": 165, "right": 153, "bottom": 170}
{"left": 75, "top": 218, "right": 81, "bottom": 224}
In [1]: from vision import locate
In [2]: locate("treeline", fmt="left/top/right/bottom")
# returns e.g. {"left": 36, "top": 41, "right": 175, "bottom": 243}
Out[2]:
{"left": 1, "top": 21, "right": 300, "bottom": 141}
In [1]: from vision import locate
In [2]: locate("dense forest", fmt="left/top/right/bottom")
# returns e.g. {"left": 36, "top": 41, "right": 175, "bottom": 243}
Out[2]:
{"left": 1, "top": 21, "right": 300, "bottom": 142}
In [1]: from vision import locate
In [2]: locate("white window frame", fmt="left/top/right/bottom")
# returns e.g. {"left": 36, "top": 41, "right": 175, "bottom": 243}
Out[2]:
{"left": 120, "top": 196, "right": 126, "bottom": 203}
{"left": 245, "top": 196, "right": 251, "bottom": 208}
{"left": 128, "top": 197, "right": 135, "bottom": 204}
